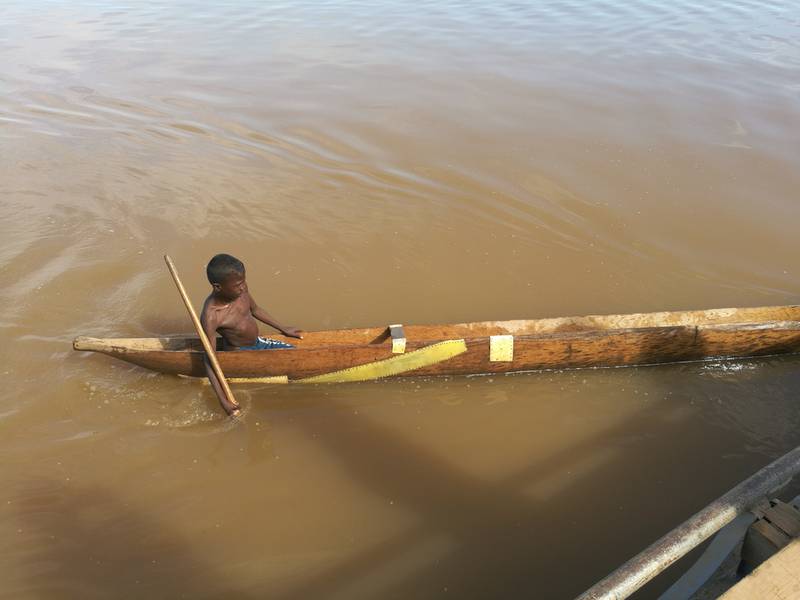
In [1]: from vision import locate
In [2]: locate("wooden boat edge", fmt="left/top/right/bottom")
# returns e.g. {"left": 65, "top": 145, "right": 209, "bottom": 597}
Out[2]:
{"left": 73, "top": 314, "right": 800, "bottom": 355}
{"left": 72, "top": 305, "right": 800, "bottom": 379}
{"left": 72, "top": 304, "right": 800, "bottom": 350}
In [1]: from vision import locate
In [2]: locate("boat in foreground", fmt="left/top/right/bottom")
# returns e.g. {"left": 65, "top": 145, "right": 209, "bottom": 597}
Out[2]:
{"left": 73, "top": 304, "right": 800, "bottom": 383}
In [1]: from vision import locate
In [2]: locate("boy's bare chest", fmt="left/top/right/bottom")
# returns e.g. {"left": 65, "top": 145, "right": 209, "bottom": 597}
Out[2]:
{"left": 215, "top": 297, "right": 252, "bottom": 329}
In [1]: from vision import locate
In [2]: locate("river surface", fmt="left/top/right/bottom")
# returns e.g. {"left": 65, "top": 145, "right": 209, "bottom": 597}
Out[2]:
{"left": 2, "top": 1, "right": 800, "bottom": 598}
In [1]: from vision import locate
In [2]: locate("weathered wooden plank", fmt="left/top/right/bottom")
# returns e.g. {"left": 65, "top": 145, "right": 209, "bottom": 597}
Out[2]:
{"left": 719, "top": 539, "right": 800, "bottom": 599}
{"left": 743, "top": 519, "right": 792, "bottom": 567}
{"left": 764, "top": 502, "right": 800, "bottom": 538}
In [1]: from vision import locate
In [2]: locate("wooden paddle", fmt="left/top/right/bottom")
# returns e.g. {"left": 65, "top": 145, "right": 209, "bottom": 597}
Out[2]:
{"left": 164, "top": 255, "right": 239, "bottom": 415}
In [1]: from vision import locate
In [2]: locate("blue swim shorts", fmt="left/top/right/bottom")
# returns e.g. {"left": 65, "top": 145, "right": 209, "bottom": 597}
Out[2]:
{"left": 237, "top": 336, "right": 294, "bottom": 350}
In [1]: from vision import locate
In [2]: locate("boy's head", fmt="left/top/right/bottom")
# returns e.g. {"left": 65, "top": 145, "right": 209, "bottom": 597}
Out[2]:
{"left": 207, "top": 254, "right": 246, "bottom": 299}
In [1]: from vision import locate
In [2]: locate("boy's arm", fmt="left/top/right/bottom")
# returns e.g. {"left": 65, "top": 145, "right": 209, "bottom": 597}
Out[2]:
{"left": 201, "top": 310, "right": 240, "bottom": 416}
{"left": 249, "top": 294, "right": 303, "bottom": 339}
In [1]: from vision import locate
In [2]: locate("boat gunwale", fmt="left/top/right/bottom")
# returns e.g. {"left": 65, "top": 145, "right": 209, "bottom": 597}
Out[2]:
{"left": 73, "top": 317, "right": 800, "bottom": 355}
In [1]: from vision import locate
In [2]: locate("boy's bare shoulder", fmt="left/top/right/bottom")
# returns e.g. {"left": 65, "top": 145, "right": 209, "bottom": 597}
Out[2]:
{"left": 200, "top": 294, "right": 217, "bottom": 324}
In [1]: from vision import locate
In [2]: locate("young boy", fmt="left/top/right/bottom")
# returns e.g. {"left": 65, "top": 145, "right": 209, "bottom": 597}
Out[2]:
{"left": 200, "top": 253, "right": 302, "bottom": 415}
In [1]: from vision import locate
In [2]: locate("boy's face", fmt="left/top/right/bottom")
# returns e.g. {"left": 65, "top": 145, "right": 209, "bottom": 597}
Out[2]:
{"left": 214, "top": 270, "right": 247, "bottom": 300}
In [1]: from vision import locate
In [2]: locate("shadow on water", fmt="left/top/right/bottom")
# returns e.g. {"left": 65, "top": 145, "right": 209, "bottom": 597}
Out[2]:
{"left": 271, "top": 362, "right": 800, "bottom": 599}
{"left": 16, "top": 357, "right": 799, "bottom": 598}
{"left": 10, "top": 479, "right": 255, "bottom": 600}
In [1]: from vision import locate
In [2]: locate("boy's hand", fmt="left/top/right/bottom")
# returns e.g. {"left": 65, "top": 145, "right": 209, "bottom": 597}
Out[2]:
{"left": 281, "top": 326, "right": 303, "bottom": 339}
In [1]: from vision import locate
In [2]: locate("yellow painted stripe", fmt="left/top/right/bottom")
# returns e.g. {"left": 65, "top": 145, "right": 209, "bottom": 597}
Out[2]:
{"left": 184, "top": 375, "right": 289, "bottom": 385}
{"left": 228, "top": 375, "right": 289, "bottom": 384}
{"left": 297, "top": 339, "right": 467, "bottom": 384}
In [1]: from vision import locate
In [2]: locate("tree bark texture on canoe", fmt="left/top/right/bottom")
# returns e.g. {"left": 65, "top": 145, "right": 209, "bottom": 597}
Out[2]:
{"left": 73, "top": 305, "right": 800, "bottom": 382}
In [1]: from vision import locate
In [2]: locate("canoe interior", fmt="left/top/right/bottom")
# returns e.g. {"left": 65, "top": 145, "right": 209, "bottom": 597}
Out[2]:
{"left": 80, "top": 305, "right": 800, "bottom": 352}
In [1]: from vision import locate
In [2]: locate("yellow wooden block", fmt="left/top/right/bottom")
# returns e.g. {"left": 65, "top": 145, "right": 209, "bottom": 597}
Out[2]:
{"left": 490, "top": 335, "right": 514, "bottom": 362}
{"left": 390, "top": 324, "right": 406, "bottom": 354}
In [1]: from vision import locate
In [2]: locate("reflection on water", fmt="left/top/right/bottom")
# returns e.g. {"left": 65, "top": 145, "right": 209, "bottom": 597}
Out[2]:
{"left": 2, "top": 0, "right": 800, "bottom": 597}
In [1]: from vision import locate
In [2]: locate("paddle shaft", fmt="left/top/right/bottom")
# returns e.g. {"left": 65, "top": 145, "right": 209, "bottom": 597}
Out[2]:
{"left": 163, "top": 255, "right": 238, "bottom": 411}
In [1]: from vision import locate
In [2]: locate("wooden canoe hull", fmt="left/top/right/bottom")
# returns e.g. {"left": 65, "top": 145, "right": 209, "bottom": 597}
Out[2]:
{"left": 73, "top": 305, "right": 800, "bottom": 381}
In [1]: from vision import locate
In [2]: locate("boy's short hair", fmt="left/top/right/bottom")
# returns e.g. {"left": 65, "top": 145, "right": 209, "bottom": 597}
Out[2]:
{"left": 207, "top": 254, "right": 245, "bottom": 284}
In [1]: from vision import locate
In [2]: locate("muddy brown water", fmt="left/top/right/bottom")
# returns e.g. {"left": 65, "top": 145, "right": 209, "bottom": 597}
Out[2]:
{"left": 2, "top": 1, "right": 800, "bottom": 598}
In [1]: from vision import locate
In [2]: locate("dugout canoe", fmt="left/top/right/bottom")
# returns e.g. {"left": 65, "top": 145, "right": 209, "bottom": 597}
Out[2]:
{"left": 72, "top": 305, "right": 800, "bottom": 383}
